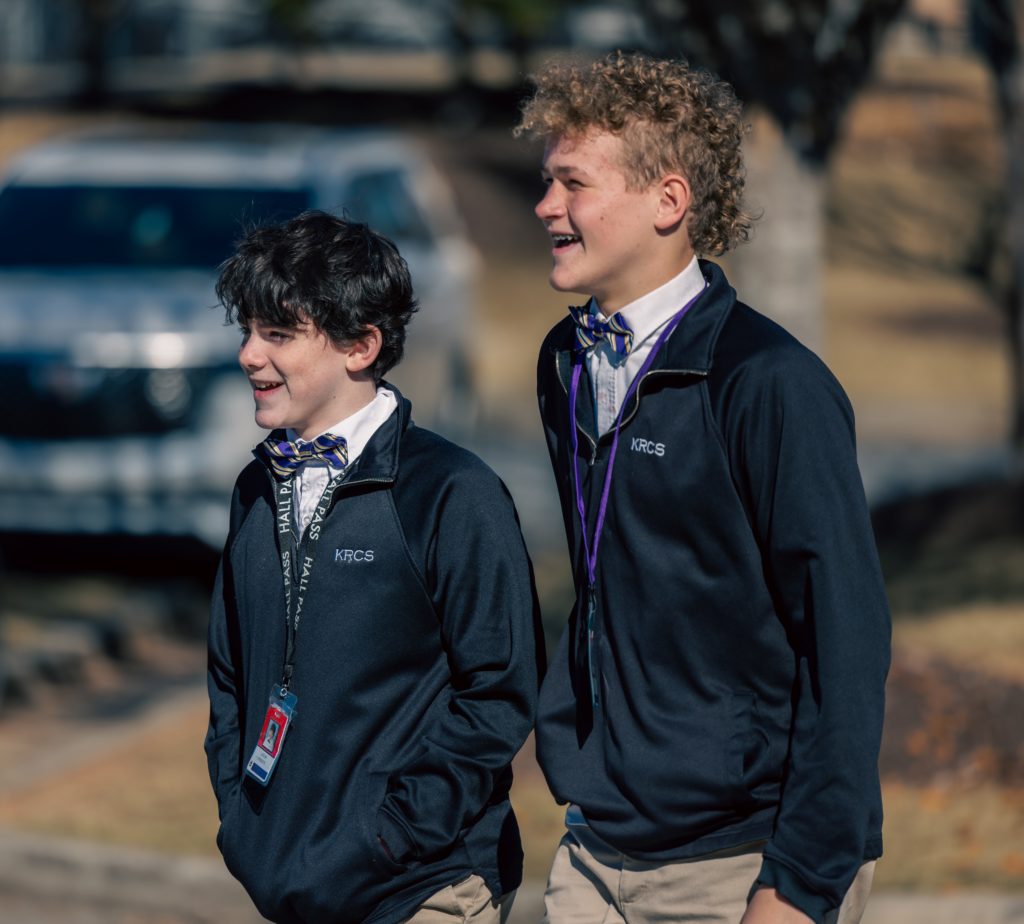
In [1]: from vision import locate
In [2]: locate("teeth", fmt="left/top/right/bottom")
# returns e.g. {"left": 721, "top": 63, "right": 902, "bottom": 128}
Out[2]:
{"left": 553, "top": 234, "right": 580, "bottom": 246}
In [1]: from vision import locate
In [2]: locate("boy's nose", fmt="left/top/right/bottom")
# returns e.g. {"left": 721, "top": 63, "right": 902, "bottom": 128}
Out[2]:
{"left": 238, "top": 336, "right": 263, "bottom": 371}
{"left": 535, "top": 185, "right": 563, "bottom": 221}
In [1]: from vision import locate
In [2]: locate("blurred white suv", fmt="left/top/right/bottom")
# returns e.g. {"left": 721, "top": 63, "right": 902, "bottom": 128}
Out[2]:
{"left": 0, "top": 123, "right": 479, "bottom": 549}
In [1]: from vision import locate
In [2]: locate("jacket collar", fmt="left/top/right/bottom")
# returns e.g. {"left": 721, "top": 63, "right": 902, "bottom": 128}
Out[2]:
{"left": 339, "top": 381, "right": 408, "bottom": 486}
{"left": 549, "top": 260, "right": 738, "bottom": 408}
{"left": 253, "top": 383, "right": 410, "bottom": 489}
{"left": 549, "top": 261, "right": 736, "bottom": 373}
{"left": 660, "top": 260, "right": 738, "bottom": 373}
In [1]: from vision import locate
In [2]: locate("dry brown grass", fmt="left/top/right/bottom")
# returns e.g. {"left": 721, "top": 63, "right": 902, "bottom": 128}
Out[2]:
{"left": 876, "top": 782, "right": 1024, "bottom": 891}
{"left": 0, "top": 701, "right": 219, "bottom": 855}
{"left": 824, "top": 264, "right": 1009, "bottom": 445}
{"left": 893, "top": 603, "right": 1024, "bottom": 685}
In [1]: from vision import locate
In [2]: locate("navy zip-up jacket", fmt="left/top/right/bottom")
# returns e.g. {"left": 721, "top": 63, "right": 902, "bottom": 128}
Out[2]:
{"left": 535, "top": 261, "right": 890, "bottom": 924}
{"left": 205, "top": 391, "right": 542, "bottom": 924}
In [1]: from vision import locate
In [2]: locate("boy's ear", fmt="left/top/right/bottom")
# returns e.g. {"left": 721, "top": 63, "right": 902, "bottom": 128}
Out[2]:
{"left": 344, "top": 326, "right": 383, "bottom": 374}
{"left": 654, "top": 174, "right": 691, "bottom": 231}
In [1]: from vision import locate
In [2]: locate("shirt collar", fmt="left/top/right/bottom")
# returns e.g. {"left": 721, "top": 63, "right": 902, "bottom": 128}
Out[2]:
{"left": 593, "top": 255, "right": 705, "bottom": 353}
{"left": 287, "top": 387, "right": 398, "bottom": 468}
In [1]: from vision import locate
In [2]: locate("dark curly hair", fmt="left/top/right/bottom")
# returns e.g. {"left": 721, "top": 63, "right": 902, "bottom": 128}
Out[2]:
{"left": 216, "top": 210, "right": 418, "bottom": 381}
{"left": 515, "top": 51, "right": 754, "bottom": 256}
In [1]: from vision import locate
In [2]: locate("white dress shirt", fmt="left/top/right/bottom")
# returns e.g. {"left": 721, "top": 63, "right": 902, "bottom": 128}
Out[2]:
{"left": 287, "top": 387, "right": 398, "bottom": 533}
{"left": 587, "top": 256, "right": 706, "bottom": 435}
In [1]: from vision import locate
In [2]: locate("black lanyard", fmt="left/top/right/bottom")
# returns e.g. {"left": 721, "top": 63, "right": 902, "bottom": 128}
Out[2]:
{"left": 274, "top": 472, "right": 345, "bottom": 691}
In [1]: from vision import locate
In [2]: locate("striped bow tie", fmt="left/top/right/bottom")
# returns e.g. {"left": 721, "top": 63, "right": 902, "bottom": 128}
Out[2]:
{"left": 568, "top": 305, "right": 634, "bottom": 357}
{"left": 257, "top": 431, "right": 349, "bottom": 480}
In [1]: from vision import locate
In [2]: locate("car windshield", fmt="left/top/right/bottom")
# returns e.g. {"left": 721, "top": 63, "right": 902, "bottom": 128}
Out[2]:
{"left": 342, "top": 170, "right": 434, "bottom": 246}
{"left": 0, "top": 185, "right": 312, "bottom": 268}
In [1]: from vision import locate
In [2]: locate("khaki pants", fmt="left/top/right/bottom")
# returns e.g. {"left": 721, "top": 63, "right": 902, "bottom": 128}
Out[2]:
{"left": 542, "top": 817, "right": 875, "bottom": 924}
{"left": 404, "top": 874, "right": 516, "bottom": 924}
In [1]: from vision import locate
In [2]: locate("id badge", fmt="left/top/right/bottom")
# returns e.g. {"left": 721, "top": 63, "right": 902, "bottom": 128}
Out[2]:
{"left": 245, "top": 685, "right": 298, "bottom": 786}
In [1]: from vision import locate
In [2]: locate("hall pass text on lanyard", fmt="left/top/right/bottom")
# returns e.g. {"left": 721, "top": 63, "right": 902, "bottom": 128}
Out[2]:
{"left": 243, "top": 471, "right": 344, "bottom": 788}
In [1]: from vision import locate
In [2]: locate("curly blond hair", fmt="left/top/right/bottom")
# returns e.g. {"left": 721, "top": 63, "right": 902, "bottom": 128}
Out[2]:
{"left": 515, "top": 51, "right": 753, "bottom": 256}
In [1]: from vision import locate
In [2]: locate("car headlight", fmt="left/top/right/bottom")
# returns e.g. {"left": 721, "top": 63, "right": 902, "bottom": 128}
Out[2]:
{"left": 144, "top": 368, "right": 192, "bottom": 420}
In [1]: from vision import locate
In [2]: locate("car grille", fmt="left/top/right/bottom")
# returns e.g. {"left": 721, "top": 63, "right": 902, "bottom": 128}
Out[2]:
{"left": 0, "top": 359, "right": 232, "bottom": 439}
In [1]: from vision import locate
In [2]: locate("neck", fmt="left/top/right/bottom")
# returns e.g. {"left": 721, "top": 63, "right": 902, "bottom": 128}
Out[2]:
{"left": 597, "top": 250, "right": 697, "bottom": 317}
{"left": 296, "top": 379, "right": 378, "bottom": 441}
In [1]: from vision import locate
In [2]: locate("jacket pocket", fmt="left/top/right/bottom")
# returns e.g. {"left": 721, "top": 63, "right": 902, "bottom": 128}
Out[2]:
{"left": 281, "top": 768, "right": 404, "bottom": 923}
{"left": 366, "top": 767, "right": 476, "bottom": 870}
{"left": 215, "top": 784, "right": 243, "bottom": 862}
{"left": 729, "top": 690, "right": 773, "bottom": 807}
{"left": 364, "top": 769, "right": 409, "bottom": 875}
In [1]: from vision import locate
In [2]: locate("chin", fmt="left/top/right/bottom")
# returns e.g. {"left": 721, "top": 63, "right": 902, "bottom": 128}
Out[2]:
{"left": 255, "top": 413, "right": 282, "bottom": 432}
{"left": 549, "top": 273, "right": 584, "bottom": 296}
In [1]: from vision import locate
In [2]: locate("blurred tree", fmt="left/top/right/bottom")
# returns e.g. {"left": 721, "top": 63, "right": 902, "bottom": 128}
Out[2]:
{"left": 457, "top": 0, "right": 566, "bottom": 78}
{"left": 969, "top": 0, "right": 1024, "bottom": 454}
{"left": 73, "top": 0, "right": 123, "bottom": 106}
{"left": 266, "top": 0, "right": 317, "bottom": 48}
{"left": 443, "top": 0, "right": 568, "bottom": 128}
{"left": 632, "top": 0, "right": 905, "bottom": 350}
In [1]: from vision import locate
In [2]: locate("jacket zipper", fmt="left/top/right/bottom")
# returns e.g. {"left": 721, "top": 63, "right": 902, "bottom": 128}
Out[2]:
{"left": 555, "top": 354, "right": 598, "bottom": 463}
{"left": 616, "top": 368, "right": 708, "bottom": 432}
{"left": 556, "top": 354, "right": 708, "bottom": 462}
{"left": 265, "top": 468, "right": 395, "bottom": 546}
{"left": 264, "top": 468, "right": 394, "bottom": 494}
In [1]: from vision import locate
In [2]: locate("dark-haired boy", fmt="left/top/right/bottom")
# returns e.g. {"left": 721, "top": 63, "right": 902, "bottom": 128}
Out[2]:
{"left": 204, "top": 210, "right": 541, "bottom": 924}
{"left": 516, "top": 53, "right": 890, "bottom": 924}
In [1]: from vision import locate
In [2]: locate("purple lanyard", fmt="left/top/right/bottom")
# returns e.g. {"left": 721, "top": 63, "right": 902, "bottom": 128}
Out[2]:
{"left": 569, "top": 289, "right": 704, "bottom": 588}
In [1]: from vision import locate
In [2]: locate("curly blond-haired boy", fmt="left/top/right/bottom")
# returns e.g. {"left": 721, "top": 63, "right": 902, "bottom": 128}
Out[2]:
{"left": 518, "top": 51, "right": 888, "bottom": 924}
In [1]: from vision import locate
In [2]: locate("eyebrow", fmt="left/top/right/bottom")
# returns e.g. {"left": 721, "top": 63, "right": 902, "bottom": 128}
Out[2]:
{"left": 542, "top": 164, "right": 588, "bottom": 179}
{"left": 253, "top": 318, "right": 306, "bottom": 333}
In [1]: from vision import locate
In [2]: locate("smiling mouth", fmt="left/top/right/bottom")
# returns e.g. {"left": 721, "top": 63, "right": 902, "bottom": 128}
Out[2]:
{"left": 251, "top": 381, "right": 282, "bottom": 396}
{"left": 551, "top": 233, "right": 581, "bottom": 251}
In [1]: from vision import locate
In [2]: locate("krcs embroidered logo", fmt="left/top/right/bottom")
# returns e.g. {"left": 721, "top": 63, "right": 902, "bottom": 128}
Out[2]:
{"left": 630, "top": 437, "right": 665, "bottom": 457}
{"left": 334, "top": 549, "right": 375, "bottom": 563}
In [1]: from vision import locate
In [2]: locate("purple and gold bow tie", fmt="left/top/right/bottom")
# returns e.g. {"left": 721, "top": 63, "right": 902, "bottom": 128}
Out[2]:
{"left": 568, "top": 305, "right": 634, "bottom": 357}
{"left": 257, "top": 431, "right": 349, "bottom": 480}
